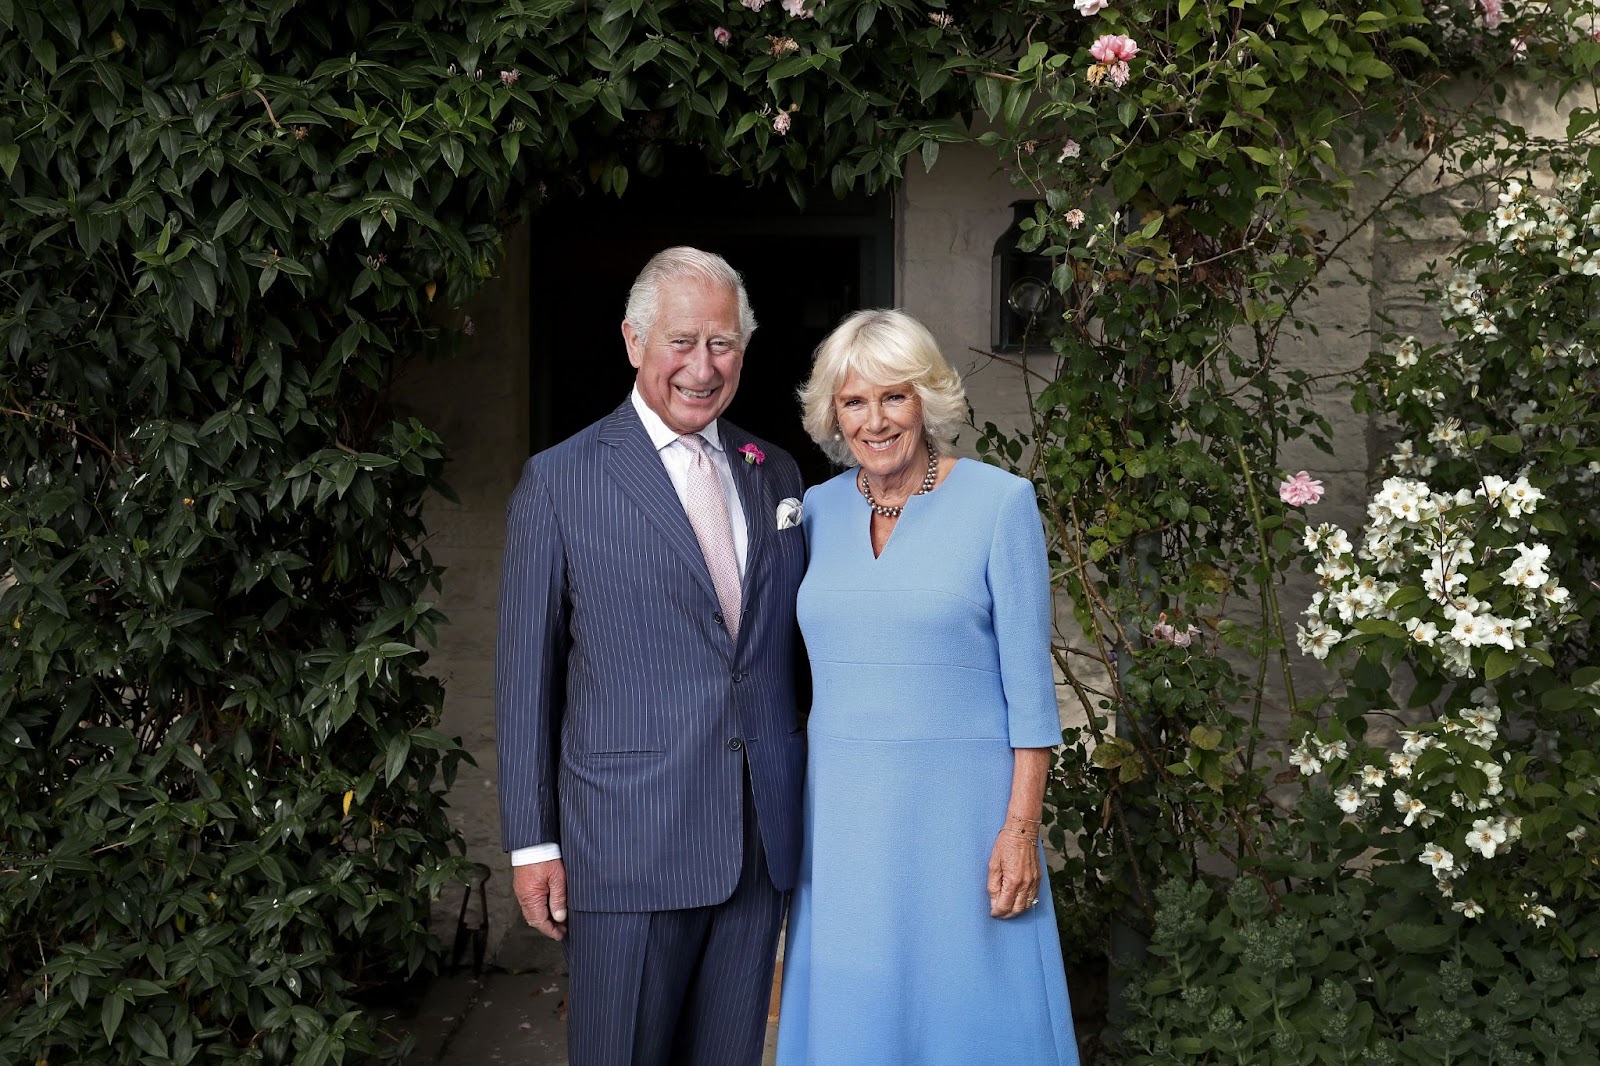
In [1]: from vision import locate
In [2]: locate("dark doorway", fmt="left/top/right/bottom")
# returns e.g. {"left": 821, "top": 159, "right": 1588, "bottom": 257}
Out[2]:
{"left": 528, "top": 168, "right": 893, "bottom": 487}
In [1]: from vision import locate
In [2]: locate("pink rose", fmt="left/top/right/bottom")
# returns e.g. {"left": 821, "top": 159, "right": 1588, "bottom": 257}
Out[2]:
{"left": 499, "top": 69, "right": 521, "bottom": 86}
{"left": 1089, "top": 34, "right": 1138, "bottom": 64}
{"left": 773, "top": 111, "right": 792, "bottom": 134}
{"left": 782, "top": 0, "right": 812, "bottom": 17}
{"left": 1151, "top": 617, "right": 1200, "bottom": 647}
{"left": 1107, "top": 60, "right": 1130, "bottom": 87}
{"left": 741, "top": 0, "right": 767, "bottom": 8}
{"left": 1064, "top": 209, "right": 1086, "bottom": 229}
{"left": 1278, "top": 471, "right": 1325, "bottom": 507}
{"left": 1075, "top": 0, "right": 1109, "bottom": 14}
{"left": 1476, "top": 0, "right": 1503, "bottom": 28}
{"left": 714, "top": 26, "right": 732, "bottom": 46}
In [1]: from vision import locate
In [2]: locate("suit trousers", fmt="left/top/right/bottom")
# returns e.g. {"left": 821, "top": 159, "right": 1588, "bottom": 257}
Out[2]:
{"left": 564, "top": 766, "right": 785, "bottom": 1066}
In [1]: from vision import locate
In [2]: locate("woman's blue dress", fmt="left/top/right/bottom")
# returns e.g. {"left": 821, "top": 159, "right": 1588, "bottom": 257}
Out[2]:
{"left": 775, "top": 459, "right": 1079, "bottom": 1065}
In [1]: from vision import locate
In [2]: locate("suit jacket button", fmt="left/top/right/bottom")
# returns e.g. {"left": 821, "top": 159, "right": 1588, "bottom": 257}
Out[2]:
{"left": 731, "top": 669, "right": 744, "bottom": 682}
{"left": 713, "top": 611, "right": 724, "bottom": 626}
{"left": 727, "top": 737, "right": 744, "bottom": 752}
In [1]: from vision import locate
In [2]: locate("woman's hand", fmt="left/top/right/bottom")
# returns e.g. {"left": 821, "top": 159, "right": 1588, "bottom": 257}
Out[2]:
{"left": 986, "top": 822, "right": 1042, "bottom": 919}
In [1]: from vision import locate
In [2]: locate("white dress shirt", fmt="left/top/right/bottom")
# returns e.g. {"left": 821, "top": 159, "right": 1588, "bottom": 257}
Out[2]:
{"left": 511, "top": 389, "right": 750, "bottom": 867}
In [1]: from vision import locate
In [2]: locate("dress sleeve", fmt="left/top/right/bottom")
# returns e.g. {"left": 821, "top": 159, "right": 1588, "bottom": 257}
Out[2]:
{"left": 799, "top": 482, "right": 820, "bottom": 539}
{"left": 986, "top": 476, "right": 1063, "bottom": 748}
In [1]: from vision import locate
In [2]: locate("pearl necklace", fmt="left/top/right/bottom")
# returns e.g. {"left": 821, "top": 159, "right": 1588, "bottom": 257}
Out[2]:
{"left": 858, "top": 441, "right": 939, "bottom": 518}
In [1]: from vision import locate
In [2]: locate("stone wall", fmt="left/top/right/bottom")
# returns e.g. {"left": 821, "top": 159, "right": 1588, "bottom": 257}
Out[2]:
{"left": 391, "top": 224, "right": 530, "bottom": 941}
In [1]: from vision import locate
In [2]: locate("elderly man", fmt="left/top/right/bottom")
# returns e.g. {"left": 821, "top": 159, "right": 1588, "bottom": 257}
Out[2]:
{"left": 496, "top": 247, "right": 807, "bottom": 1065}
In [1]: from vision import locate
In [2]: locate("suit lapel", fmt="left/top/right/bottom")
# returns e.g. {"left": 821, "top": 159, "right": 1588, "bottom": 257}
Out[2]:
{"left": 721, "top": 421, "right": 771, "bottom": 619}
{"left": 598, "top": 401, "right": 719, "bottom": 606}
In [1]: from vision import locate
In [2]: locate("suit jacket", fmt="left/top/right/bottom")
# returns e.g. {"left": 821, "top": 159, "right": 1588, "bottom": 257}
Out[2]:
{"left": 496, "top": 398, "right": 808, "bottom": 912}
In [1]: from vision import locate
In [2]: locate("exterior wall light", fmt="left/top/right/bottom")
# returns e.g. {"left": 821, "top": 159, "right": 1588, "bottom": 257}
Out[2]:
{"left": 990, "top": 199, "right": 1060, "bottom": 354}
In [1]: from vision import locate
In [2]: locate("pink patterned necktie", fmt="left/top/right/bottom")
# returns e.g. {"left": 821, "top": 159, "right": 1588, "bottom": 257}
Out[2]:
{"left": 678, "top": 434, "right": 742, "bottom": 642}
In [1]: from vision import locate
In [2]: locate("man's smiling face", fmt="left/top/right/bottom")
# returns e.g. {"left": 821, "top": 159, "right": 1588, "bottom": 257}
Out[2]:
{"left": 623, "top": 280, "right": 746, "bottom": 436}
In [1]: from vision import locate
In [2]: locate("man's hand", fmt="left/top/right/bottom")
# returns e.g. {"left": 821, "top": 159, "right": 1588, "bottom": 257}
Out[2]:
{"left": 513, "top": 858, "right": 569, "bottom": 941}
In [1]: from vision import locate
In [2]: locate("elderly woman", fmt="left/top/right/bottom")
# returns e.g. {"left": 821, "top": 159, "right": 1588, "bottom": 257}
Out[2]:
{"left": 775, "top": 310, "right": 1078, "bottom": 1064}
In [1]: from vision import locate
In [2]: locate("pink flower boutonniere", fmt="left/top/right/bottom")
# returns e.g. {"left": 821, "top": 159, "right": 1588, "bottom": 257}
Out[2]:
{"left": 739, "top": 443, "right": 766, "bottom": 466}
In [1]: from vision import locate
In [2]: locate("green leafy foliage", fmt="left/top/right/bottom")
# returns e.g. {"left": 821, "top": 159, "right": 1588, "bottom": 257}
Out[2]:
{"left": 0, "top": 1, "right": 488, "bottom": 1057}
{"left": 1122, "top": 825, "right": 1600, "bottom": 1064}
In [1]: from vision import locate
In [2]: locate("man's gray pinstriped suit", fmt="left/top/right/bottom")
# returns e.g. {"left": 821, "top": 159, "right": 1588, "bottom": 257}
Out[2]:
{"left": 496, "top": 396, "right": 807, "bottom": 1059}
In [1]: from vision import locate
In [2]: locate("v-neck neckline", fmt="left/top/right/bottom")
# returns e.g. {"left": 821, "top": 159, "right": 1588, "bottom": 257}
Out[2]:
{"left": 863, "top": 458, "right": 965, "bottom": 560}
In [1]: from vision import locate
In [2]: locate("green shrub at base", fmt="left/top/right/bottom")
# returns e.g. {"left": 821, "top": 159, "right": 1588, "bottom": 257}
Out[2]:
{"left": 1124, "top": 835, "right": 1600, "bottom": 1064}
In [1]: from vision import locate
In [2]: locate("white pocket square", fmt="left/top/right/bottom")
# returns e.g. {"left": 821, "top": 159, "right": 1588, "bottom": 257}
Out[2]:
{"left": 776, "top": 497, "right": 802, "bottom": 530}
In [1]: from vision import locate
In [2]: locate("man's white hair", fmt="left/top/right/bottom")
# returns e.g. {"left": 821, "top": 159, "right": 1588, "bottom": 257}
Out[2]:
{"left": 624, "top": 247, "right": 757, "bottom": 341}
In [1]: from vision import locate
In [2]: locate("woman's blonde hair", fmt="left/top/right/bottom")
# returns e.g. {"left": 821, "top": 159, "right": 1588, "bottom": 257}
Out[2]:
{"left": 798, "top": 309, "right": 967, "bottom": 466}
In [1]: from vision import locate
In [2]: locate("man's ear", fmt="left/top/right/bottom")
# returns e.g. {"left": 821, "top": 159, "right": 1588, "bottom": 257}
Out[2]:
{"left": 622, "top": 320, "right": 644, "bottom": 369}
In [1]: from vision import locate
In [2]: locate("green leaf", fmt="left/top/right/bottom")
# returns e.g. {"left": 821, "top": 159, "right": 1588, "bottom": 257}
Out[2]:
{"left": 0, "top": 144, "right": 19, "bottom": 178}
{"left": 1002, "top": 83, "right": 1033, "bottom": 133}
{"left": 1349, "top": 54, "right": 1394, "bottom": 80}
{"left": 1484, "top": 648, "right": 1519, "bottom": 681}
{"left": 2, "top": 718, "right": 33, "bottom": 748}
{"left": 1530, "top": 510, "right": 1567, "bottom": 534}
{"left": 1301, "top": 8, "right": 1329, "bottom": 33}
{"left": 1386, "top": 585, "right": 1426, "bottom": 609}
{"left": 102, "top": 992, "right": 127, "bottom": 1043}
{"left": 128, "top": 1015, "right": 169, "bottom": 1058}
{"left": 1384, "top": 921, "right": 1454, "bottom": 953}
{"left": 854, "top": 1, "right": 877, "bottom": 38}
{"left": 1487, "top": 433, "right": 1522, "bottom": 453}
{"left": 1352, "top": 654, "right": 1389, "bottom": 692}
{"left": 973, "top": 74, "right": 1002, "bottom": 121}
{"left": 1407, "top": 671, "right": 1443, "bottom": 709}
{"left": 384, "top": 734, "right": 411, "bottom": 784}
{"left": 439, "top": 137, "right": 464, "bottom": 175}
{"left": 1540, "top": 687, "right": 1584, "bottom": 711}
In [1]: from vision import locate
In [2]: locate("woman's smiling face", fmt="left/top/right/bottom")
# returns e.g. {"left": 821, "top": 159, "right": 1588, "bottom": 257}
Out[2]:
{"left": 834, "top": 371, "right": 926, "bottom": 489}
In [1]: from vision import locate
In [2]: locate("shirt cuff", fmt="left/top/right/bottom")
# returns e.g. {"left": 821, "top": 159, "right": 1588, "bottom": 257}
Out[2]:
{"left": 511, "top": 843, "right": 562, "bottom": 866}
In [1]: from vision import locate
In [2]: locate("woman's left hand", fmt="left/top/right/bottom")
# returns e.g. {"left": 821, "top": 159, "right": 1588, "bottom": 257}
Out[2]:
{"left": 987, "top": 828, "right": 1042, "bottom": 919}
